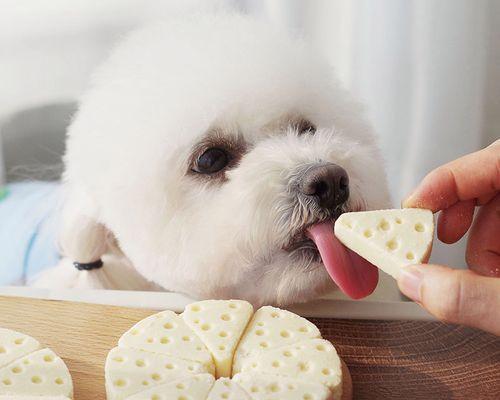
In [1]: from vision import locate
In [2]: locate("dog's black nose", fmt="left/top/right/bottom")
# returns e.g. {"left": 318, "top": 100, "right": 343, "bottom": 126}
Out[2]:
{"left": 300, "top": 163, "right": 349, "bottom": 210}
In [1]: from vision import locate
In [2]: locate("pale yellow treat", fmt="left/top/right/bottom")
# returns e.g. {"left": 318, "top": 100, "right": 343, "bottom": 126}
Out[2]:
{"left": 0, "top": 329, "right": 41, "bottom": 369}
{"left": 118, "top": 310, "right": 214, "bottom": 374}
{"left": 334, "top": 208, "right": 434, "bottom": 279}
{"left": 232, "top": 306, "right": 321, "bottom": 374}
{"left": 125, "top": 374, "right": 214, "bottom": 400}
{"left": 104, "top": 347, "right": 209, "bottom": 400}
{"left": 239, "top": 338, "right": 342, "bottom": 399}
{"left": 105, "top": 303, "right": 351, "bottom": 399}
{"left": 182, "top": 300, "right": 253, "bottom": 378}
{"left": 0, "top": 349, "right": 73, "bottom": 399}
{"left": 207, "top": 377, "right": 251, "bottom": 400}
{"left": 233, "top": 372, "right": 332, "bottom": 400}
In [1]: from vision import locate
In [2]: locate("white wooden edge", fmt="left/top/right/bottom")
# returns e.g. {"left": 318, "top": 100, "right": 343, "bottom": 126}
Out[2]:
{"left": 0, "top": 286, "right": 434, "bottom": 321}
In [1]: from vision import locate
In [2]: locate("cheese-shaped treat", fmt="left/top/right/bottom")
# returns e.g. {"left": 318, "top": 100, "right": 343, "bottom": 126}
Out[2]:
{"left": 207, "top": 377, "right": 251, "bottom": 400}
{"left": 334, "top": 208, "right": 434, "bottom": 279}
{"left": 106, "top": 301, "right": 351, "bottom": 400}
{"left": 239, "top": 338, "right": 342, "bottom": 399}
{"left": 0, "top": 348, "right": 73, "bottom": 398}
{"left": 232, "top": 306, "right": 321, "bottom": 374}
{"left": 0, "top": 329, "right": 41, "bottom": 369}
{"left": 118, "top": 310, "right": 214, "bottom": 374}
{"left": 125, "top": 374, "right": 215, "bottom": 400}
{"left": 105, "top": 347, "right": 209, "bottom": 400}
{"left": 233, "top": 372, "right": 332, "bottom": 400}
{"left": 182, "top": 300, "right": 253, "bottom": 378}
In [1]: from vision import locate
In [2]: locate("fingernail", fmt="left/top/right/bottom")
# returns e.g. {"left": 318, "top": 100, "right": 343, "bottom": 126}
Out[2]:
{"left": 398, "top": 266, "right": 424, "bottom": 302}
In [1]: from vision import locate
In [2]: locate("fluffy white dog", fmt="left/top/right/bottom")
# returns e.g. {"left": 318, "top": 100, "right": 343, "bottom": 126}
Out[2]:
{"left": 34, "top": 12, "right": 390, "bottom": 306}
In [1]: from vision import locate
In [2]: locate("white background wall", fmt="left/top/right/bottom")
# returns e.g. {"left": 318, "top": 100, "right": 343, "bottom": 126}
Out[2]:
{"left": 1, "top": 0, "right": 498, "bottom": 268}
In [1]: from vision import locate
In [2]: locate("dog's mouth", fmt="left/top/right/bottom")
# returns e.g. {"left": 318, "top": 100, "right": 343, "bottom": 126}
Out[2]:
{"left": 286, "top": 217, "right": 379, "bottom": 300}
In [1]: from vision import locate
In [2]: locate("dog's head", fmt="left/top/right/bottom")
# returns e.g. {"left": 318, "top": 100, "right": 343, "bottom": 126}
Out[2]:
{"left": 63, "top": 14, "right": 390, "bottom": 305}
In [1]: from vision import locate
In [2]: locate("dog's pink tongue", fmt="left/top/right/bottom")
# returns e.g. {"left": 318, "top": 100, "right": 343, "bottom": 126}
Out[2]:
{"left": 306, "top": 222, "right": 378, "bottom": 299}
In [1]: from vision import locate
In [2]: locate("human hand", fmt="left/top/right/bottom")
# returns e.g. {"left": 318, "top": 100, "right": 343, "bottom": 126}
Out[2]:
{"left": 397, "top": 139, "right": 500, "bottom": 335}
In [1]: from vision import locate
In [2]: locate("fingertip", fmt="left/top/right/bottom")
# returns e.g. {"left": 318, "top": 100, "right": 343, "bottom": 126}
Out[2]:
{"left": 436, "top": 200, "right": 475, "bottom": 244}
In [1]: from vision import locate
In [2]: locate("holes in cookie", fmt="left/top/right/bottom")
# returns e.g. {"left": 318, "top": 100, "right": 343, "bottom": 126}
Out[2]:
{"left": 221, "top": 393, "right": 229, "bottom": 399}
{"left": 160, "top": 337, "right": 170, "bottom": 344}
{"left": 257, "top": 322, "right": 264, "bottom": 327}
{"left": 182, "top": 336, "right": 191, "bottom": 342}
{"left": 163, "top": 322, "right": 174, "bottom": 330}
{"left": 316, "top": 344, "right": 326, "bottom": 351}
{"left": 288, "top": 383, "right": 297, "bottom": 390}
{"left": 43, "top": 355, "right": 54, "bottom": 362}
{"left": 142, "top": 380, "right": 149, "bottom": 386}
{"left": 55, "top": 377, "right": 64, "bottom": 385}
{"left": 255, "top": 329, "right": 264, "bottom": 336}
{"left": 298, "top": 326, "right": 310, "bottom": 333}
{"left": 414, "top": 223, "right": 425, "bottom": 232}
{"left": 298, "top": 362, "right": 309, "bottom": 372}
{"left": 269, "top": 383, "right": 280, "bottom": 392}
{"left": 2, "top": 379, "right": 11, "bottom": 386}
{"left": 147, "top": 337, "right": 155, "bottom": 344}
{"left": 303, "top": 394, "right": 313, "bottom": 400}
{"left": 322, "top": 368, "right": 332, "bottom": 375}
{"left": 259, "top": 341, "right": 269, "bottom": 349}
{"left": 151, "top": 395, "right": 160, "bottom": 400}
{"left": 187, "top": 366, "right": 195, "bottom": 372}
{"left": 219, "top": 331, "right": 228, "bottom": 338}
{"left": 14, "top": 338, "right": 24, "bottom": 345}
{"left": 165, "top": 363, "right": 174, "bottom": 370}
{"left": 378, "top": 219, "right": 390, "bottom": 231}
{"left": 31, "top": 376, "right": 42, "bottom": 384}
{"left": 113, "top": 356, "right": 124, "bottom": 363}
{"left": 151, "top": 373, "right": 162, "bottom": 381}
{"left": 0, "top": 346, "right": 5, "bottom": 353}
{"left": 178, "top": 396, "right": 188, "bottom": 400}
{"left": 386, "top": 239, "right": 398, "bottom": 251}
{"left": 406, "top": 252, "right": 415, "bottom": 260}
{"left": 176, "top": 383, "right": 185, "bottom": 389}
{"left": 395, "top": 217, "right": 402, "bottom": 224}
{"left": 190, "top": 305, "right": 201, "bottom": 312}
{"left": 343, "top": 220, "right": 352, "bottom": 229}
{"left": 270, "top": 312, "right": 280, "bottom": 318}
{"left": 130, "top": 329, "right": 140, "bottom": 336}
{"left": 218, "top": 345, "right": 226, "bottom": 351}
{"left": 250, "top": 386, "right": 259, "bottom": 393}
{"left": 363, "top": 229, "right": 373, "bottom": 238}
{"left": 220, "top": 314, "right": 231, "bottom": 321}
{"left": 201, "top": 323, "right": 211, "bottom": 331}
{"left": 271, "top": 361, "right": 280, "bottom": 368}
{"left": 280, "top": 330, "right": 290, "bottom": 338}
{"left": 228, "top": 303, "right": 238, "bottom": 309}
{"left": 136, "top": 359, "right": 145, "bottom": 367}
{"left": 113, "top": 379, "right": 127, "bottom": 387}
{"left": 11, "top": 366, "right": 22, "bottom": 374}
{"left": 283, "top": 350, "right": 293, "bottom": 357}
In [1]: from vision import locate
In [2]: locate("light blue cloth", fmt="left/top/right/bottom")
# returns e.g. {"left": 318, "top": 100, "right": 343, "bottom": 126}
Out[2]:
{"left": 0, "top": 182, "right": 61, "bottom": 285}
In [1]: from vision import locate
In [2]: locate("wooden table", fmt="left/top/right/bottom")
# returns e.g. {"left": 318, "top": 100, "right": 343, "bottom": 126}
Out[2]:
{"left": 0, "top": 296, "right": 498, "bottom": 399}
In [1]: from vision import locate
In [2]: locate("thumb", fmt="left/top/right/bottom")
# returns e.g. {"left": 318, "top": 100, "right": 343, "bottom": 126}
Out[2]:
{"left": 398, "top": 264, "right": 500, "bottom": 336}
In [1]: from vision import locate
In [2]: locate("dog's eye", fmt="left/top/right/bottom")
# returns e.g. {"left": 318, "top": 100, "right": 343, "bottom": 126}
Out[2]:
{"left": 194, "top": 147, "right": 230, "bottom": 174}
{"left": 295, "top": 119, "right": 316, "bottom": 135}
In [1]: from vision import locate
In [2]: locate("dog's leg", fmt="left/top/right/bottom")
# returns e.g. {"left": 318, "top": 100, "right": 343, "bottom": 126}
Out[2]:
{"left": 32, "top": 188, "right": 156, "bottom": 291}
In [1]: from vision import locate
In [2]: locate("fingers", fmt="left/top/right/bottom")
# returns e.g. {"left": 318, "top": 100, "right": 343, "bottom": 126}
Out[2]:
{"left": 403, "top": 140, "right": 500, "bottom": 211}
{"left": 398, "top": 264, "right": 500, "bottom": 336}
{"left": 437, "top": 199, "right": 475, "bottom": 244}
{"left": 466, "top": 193, "right": 500, "bottom": 277}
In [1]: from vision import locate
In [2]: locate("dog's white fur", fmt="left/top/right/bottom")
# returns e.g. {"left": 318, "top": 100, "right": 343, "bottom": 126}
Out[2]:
{"left": 34, "top": 12, "right": 390, "bottom": 306}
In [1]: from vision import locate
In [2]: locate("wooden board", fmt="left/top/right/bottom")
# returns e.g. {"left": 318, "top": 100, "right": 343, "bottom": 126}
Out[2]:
{"left": 0, "top": 296, "right": 499, "bottom": 400}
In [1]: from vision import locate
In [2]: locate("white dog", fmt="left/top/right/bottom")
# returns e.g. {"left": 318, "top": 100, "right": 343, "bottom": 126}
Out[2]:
{"left": 34, "top": 12, "right": 390, "bottom": 306}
